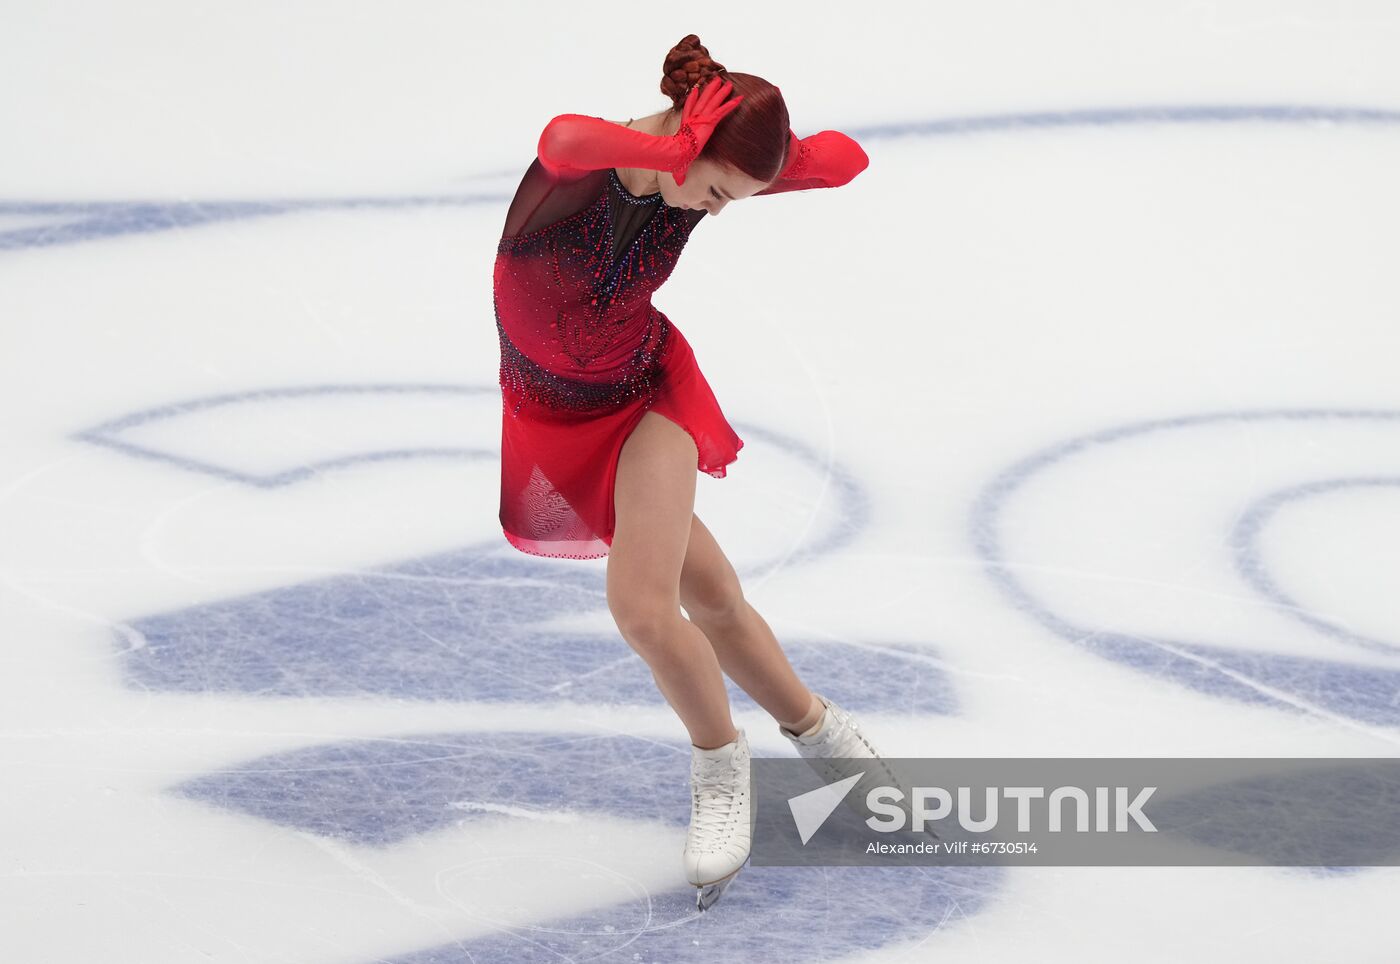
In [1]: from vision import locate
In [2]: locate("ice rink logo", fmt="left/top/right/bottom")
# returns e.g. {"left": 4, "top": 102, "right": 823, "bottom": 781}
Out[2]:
{"left": 82, "top": 383, "right": 980, "bottom": 961}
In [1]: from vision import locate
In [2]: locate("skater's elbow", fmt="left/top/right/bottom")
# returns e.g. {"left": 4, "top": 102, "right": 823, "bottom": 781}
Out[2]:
{"left": 537, "top": 114, "right": 588, "bottom": 175}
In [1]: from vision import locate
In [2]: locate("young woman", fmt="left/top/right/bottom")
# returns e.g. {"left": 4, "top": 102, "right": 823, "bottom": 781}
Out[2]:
{"left": 493, "top": 34, "right": 904, "bottom": 909}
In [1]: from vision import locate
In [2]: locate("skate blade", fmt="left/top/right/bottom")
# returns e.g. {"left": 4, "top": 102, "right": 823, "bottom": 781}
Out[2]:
{"left": 694, "top": 865, "right": 742, "bottom": 912}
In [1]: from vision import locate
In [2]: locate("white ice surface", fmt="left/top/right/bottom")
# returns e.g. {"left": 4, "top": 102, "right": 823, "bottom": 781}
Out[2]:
{"left": 3, "top": 2, "right": 1400, "bottom": 962}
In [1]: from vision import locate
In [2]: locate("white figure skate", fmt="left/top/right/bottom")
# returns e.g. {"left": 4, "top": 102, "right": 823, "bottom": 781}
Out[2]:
{"left": 779, "top": 693, "right": 936, "bottom": 839}
{"left": 683, "top": 726, "right": 752, "bottom": 911}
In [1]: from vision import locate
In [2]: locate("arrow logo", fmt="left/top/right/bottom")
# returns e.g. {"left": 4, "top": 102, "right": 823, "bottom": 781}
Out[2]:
{"left": 787, "top": 770, "right": 867, "bottom": 845}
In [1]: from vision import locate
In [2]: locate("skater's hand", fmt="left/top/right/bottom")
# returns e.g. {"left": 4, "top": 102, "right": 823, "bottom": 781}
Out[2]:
{"left": 673, "top": 77, "right": 743, "bottom": 186}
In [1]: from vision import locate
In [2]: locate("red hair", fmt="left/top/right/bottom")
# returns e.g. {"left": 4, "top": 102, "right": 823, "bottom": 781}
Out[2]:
{"left": 659, "top": 34, "right": 791, "bottom": 184}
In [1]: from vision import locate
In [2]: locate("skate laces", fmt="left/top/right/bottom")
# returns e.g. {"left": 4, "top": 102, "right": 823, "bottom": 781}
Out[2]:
{"left": 689, "top": 754, "right": 746, "bottom": 849}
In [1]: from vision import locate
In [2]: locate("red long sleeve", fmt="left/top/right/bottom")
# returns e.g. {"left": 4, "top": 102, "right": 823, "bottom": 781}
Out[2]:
{"left": 537, "top": 114, "right": 695, "bottom": 179}
{"left": 534, "top": 113, "right": 868, "bottom": 195}
{"left": 755, "top": 129, "right": 870, "bottom": 195}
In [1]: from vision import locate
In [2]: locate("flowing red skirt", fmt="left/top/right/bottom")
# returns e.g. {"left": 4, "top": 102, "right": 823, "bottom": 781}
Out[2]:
{"left": 498, "top": 317, "right": 743, "bottom": 559}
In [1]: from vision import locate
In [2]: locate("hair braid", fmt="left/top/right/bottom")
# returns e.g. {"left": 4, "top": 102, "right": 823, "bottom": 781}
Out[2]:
{"left": 659, "top": 34, "right": 729, "bottom": 111}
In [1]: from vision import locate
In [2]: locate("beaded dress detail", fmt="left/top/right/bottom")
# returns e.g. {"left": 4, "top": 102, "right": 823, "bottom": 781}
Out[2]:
{"left": 493, "top": 114, "right": 869, "bottom": 559}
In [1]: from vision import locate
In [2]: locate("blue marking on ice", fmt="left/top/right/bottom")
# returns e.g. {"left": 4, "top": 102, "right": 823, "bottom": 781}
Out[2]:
{"left": 169, "top": 730, "right": 997, "bottom": 961}
{"left": 855, "top": 103, "right": 1400, "bottom": 139}
{"left": 76, "top": 384, "right": 874, "bottom": 571}
{"left": 73, "top": 383, "right": 494, "bottom": 487}
{"left": 0, "top": 194, "right": 500, "bottom": 251}
{"left": 120, "top": 541, "right": 957, "bottom": 711}
{"left": 6, "top": 104, "right": 1399, "bottom": 252}
{"left": 971, "top": 409, "right": 1400, "bottom": 727}
{"left": 1230, "top": 475, "right": 1400, "bottom": 655}
{"left": 385, "top": 865, "right": 996, "bottom": 962}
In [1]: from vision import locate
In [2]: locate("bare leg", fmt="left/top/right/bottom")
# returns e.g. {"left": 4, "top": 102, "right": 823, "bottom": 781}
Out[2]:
{"left": 607, "top": 411, "right": 738, "bottom": 751}
{"left": 678, "top": 514, "right": 825, "bottom": 735}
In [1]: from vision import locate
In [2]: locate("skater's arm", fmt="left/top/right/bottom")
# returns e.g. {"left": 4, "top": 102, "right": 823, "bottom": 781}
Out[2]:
{"left": 537, "top": 114, "right": 697, "bottom": 180}
{"left": 755, "top": 129, "right": 869, "bottom": 195}
{"left": 537, "top": 78, "right": 744, "bottom": 185}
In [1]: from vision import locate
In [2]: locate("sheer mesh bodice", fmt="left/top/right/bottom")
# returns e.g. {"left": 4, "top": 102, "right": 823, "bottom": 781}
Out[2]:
{"left": 501, "top": 159, "right": 705, "bottom": 262}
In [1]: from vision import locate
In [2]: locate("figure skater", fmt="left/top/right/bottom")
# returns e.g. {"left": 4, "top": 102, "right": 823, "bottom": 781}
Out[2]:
{"left": 494, "top": 33, "right": 904, "bottom": 909}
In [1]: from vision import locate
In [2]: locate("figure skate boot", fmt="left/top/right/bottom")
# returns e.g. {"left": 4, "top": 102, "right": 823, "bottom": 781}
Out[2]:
{"left": 683, "top": 727, "right": 752, "bottom": 911}
{"left": 779, "top": 693, "right": 935, "bottom": 838}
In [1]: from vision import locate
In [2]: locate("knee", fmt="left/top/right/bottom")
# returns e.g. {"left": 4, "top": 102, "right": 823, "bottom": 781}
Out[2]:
{"left": 607, "top": 595, "right": 683, "bottom": 655}
{"left": 681, "top": 576, "right": 747, "bottom": 628}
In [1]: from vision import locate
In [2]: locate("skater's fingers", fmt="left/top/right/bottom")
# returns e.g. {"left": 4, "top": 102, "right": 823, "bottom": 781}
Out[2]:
{"left": 716, "top": 94, "right": 743, "bottom": 119}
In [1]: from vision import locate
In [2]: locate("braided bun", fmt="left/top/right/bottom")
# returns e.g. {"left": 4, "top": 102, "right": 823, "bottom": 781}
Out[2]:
{"left": 659, "top": 34, "right": 729, "bottom": 111}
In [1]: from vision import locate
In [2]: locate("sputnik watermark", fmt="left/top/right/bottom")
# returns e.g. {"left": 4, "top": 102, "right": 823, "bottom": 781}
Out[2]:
{"left": 756, "top": 758, "right": 1400, "bottom": 866}
{"left": 866, "top": 784, "right": 1158, "bottom": 834}
{"left": 787, "top": 771, "right": 1155, "bottom": 845}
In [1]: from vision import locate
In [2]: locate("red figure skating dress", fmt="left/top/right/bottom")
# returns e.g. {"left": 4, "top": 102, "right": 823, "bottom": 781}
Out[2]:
{"left": 494, "top": 112, "right": 869, "bottom": 558}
